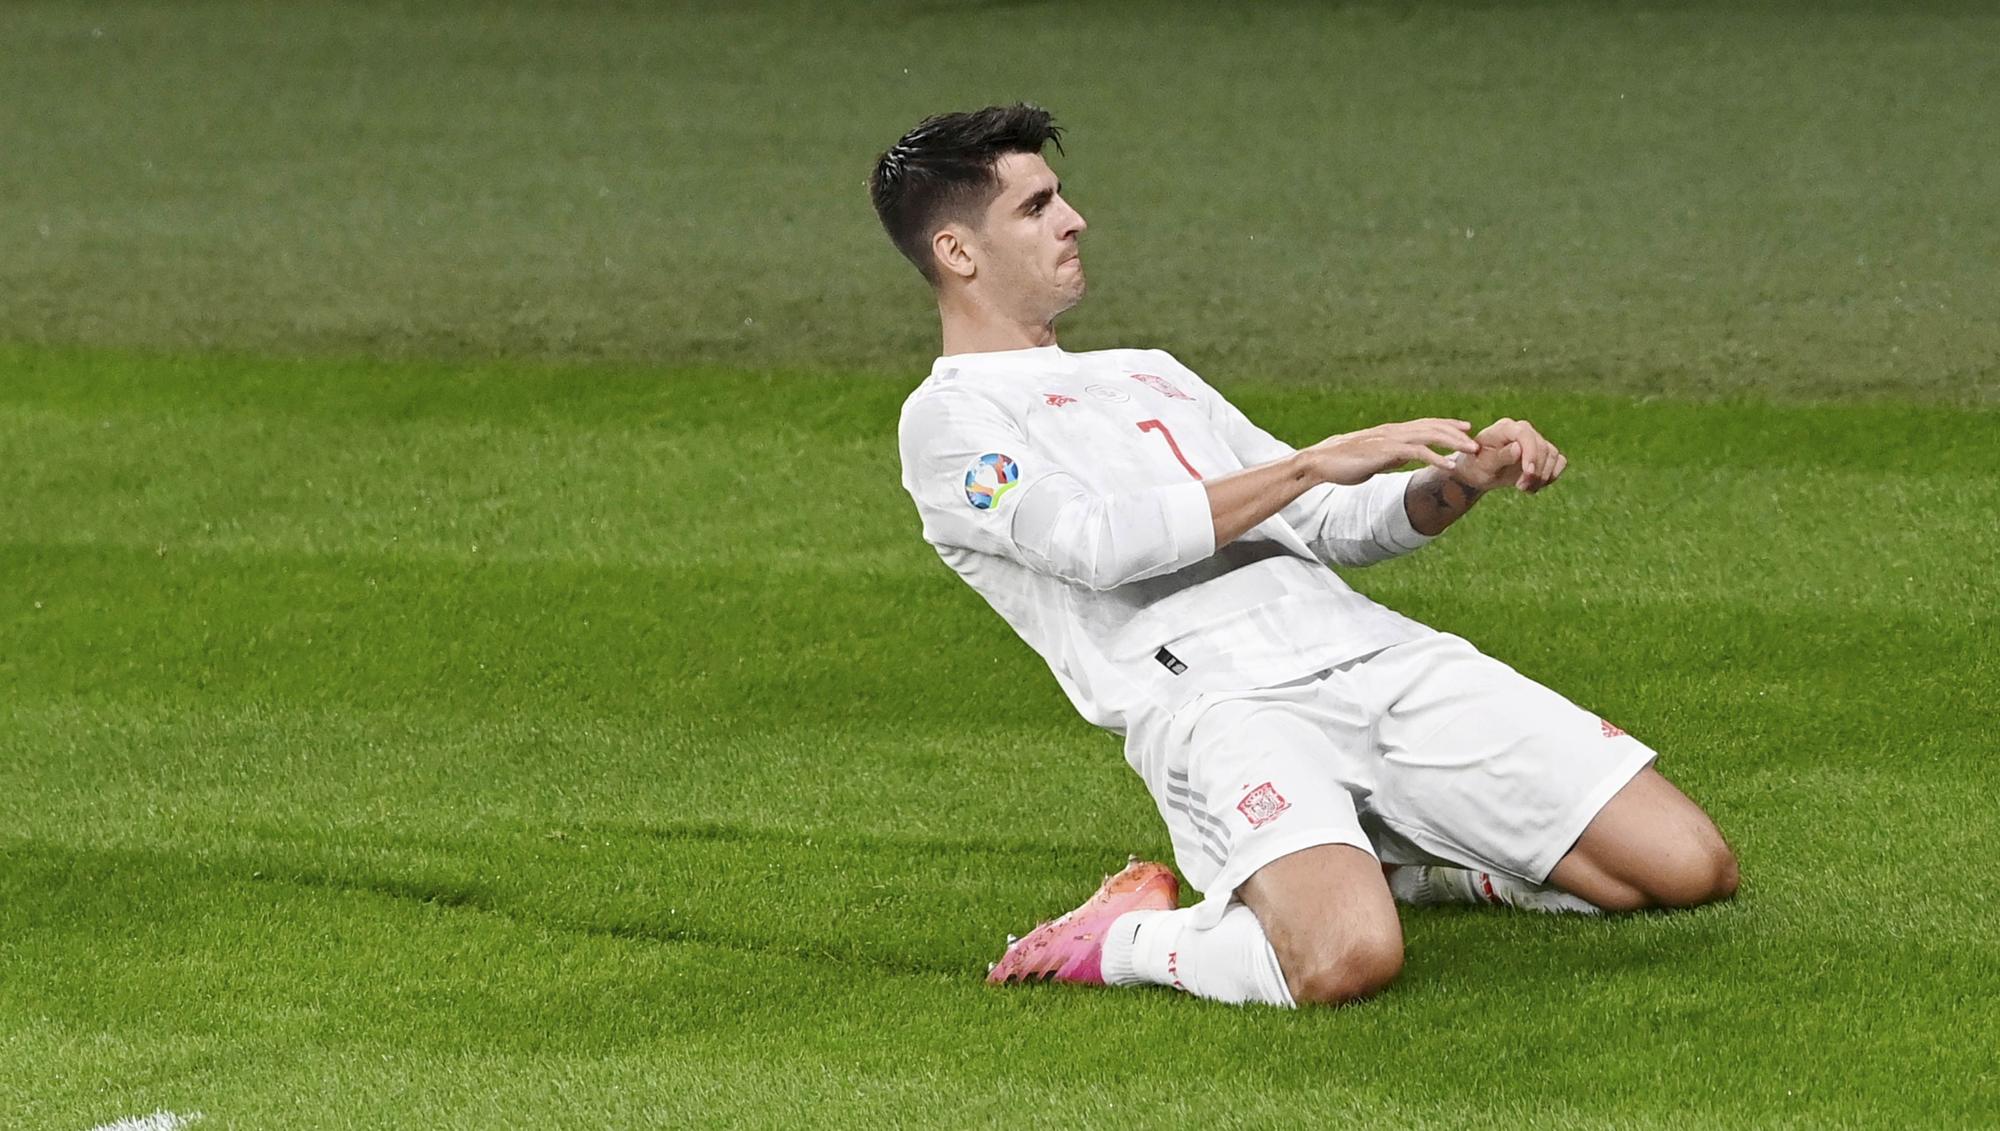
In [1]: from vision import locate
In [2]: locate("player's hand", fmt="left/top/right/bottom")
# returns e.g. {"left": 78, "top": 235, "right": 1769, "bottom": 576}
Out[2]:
{"left": 1450, "top": 418, "right": 1566, "bottom": 493}
{"left": 1304, "top": 419, "right": 1480, "bottom": 486}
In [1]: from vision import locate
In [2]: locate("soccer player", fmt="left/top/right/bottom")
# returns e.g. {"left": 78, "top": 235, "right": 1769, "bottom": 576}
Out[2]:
{"left": 869, "top": 104, "right": 1738, "bottom": 1008}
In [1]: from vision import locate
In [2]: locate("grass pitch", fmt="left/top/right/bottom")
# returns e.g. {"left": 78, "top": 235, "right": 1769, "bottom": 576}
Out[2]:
{"left": 4, "top": 0, "right": 1997, "bottom": 402}
{"left": 4, "top": 1, "right": 1998, "bottom": 1127}
{"left": 5, "top": 350, "right": 1994, "bottom": 1127}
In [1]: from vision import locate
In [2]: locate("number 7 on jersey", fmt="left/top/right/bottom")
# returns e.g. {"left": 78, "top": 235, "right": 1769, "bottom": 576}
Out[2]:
{"left": 1136, "top": 418, "right": 1202, "bottom": 480}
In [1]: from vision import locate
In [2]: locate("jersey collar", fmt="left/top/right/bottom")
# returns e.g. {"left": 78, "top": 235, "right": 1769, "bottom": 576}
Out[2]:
{"left": 931, "top": 344, "right": 1076, "bottom": 377}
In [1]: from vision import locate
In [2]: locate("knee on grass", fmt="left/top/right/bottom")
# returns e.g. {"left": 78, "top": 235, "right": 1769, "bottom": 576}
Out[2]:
{"left": 1282, "top": 925, "right": 1405, "bottom": 1006}
{"left": 1601, "top": 833, "right": 1740, "bottom": 912}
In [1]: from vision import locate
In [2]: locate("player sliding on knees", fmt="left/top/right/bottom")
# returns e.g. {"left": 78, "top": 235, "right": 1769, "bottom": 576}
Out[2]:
{"left": 868, "top": 105, "right": 1738, "bottom": 1008}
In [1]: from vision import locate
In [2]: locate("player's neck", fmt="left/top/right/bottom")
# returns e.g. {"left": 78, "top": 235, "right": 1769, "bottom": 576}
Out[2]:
{"left": 937, "top": 292, "right": 1060, "bottom": 357}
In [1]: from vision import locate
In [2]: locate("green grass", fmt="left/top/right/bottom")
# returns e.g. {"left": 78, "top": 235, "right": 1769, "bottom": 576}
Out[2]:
{"left": 4, "top": 1, "right": 1999, "bottom": 1126}
{"left": 4, "top": 349, "right": 1995, "bottom": 1127}
{"left": 3, "top": 0, "right": 1997, "bottom": 402}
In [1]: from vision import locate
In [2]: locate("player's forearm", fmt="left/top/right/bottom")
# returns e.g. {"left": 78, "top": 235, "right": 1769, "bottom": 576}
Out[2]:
{"left": 1011, "top": 476, "right": 1215, "bottom": 591}
{"left": 1206, "top": 451, "right": 1324, "bottom": 548}
{"left": 1403, "top": 466, "right": 1485, "bottom": 537}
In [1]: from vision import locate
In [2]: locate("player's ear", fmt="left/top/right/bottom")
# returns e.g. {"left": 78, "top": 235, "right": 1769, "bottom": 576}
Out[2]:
{"left": 932, "top": 224, "right": 976, "bottom": 281}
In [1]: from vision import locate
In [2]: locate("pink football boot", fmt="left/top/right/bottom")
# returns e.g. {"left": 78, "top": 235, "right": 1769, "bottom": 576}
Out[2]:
{"left": 986, "top": 857, "right": 1180, "bottom": 986}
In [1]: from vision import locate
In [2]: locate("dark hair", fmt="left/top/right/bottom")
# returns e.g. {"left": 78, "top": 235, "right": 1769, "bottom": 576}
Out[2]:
{"left": 869, "top": 103, "right": 1065, "bottom": 285}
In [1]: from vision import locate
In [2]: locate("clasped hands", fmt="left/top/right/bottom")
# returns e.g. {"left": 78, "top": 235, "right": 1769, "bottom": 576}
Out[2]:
{"left": 1304, "top": 417, "right": 1566, "bottom": 494}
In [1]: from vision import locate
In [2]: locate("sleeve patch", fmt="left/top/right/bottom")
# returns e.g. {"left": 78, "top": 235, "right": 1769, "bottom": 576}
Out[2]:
{"left": 963, "top": 453, "right": 1020, "bottom": 510}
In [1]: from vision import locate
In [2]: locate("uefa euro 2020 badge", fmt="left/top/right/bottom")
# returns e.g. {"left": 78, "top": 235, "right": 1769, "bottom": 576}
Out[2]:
{"left": 964, "top": 453, "right": 1020, "bottom": 510}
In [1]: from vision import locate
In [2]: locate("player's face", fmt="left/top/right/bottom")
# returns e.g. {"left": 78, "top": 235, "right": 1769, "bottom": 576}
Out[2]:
{"left": 973, "top": 151, "right": 1088, "bottom": 319}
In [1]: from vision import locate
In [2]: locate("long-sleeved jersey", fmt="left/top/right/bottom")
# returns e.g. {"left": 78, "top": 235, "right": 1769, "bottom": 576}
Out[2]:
{"left": 898, "top": 344, "right": 1437, "bottom": 750}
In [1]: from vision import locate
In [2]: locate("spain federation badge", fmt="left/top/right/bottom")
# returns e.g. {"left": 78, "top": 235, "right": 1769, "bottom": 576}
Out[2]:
{"left": 964, "top": 453, "right": 1020, "bottom": 510}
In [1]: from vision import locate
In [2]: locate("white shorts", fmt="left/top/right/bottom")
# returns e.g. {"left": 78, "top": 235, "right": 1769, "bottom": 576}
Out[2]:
{"left": 1140, "top": 633, "right": 1657, "bottom": 926}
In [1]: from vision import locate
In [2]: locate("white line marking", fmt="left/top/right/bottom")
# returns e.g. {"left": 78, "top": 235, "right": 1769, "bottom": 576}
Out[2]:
{"left": 87, "top": 1111, "right": 205, "bottom": 1131}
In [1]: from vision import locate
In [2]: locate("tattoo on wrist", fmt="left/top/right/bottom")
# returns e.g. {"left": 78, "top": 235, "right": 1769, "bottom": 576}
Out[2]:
{"left": 1423, "top": 480, "right": 1452, "bottom": 513}
{"left": 1425, "top": 474, "right": 1482, "bottom": 513}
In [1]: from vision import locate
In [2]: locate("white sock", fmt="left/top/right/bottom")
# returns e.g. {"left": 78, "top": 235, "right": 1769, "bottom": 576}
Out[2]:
{"left": 1100, "top": 902, "right": 1295, "bottom": 1008}
{"left": 1387, "top": 865, "right": 1602, "bottom": 915}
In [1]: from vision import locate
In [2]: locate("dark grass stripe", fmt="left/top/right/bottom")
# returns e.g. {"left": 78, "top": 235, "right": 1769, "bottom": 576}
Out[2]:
{"left": 5, "top": 5, "right": 2000, "bottom": 401}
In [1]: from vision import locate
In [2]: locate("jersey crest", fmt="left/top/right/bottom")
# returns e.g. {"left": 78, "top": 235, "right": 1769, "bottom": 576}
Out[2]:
{"left": 1129, "top": 372, "right": 1194, "bottom": 401}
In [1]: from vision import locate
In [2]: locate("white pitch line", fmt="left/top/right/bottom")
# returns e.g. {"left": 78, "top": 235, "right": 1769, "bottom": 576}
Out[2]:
{"left": 86, "top": 1111, "right": 205, "bottom": 1131}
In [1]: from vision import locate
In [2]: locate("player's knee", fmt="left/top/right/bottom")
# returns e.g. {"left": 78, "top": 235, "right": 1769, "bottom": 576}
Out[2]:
{"left": 1286, "top": 924, "right": 1404, "bottom": 1006}
{"left": 1648, "top": 832, "right": 1739, "bottom": 908}
{"left": 1709, "top": 841, "right": 1741, "bottom": 901}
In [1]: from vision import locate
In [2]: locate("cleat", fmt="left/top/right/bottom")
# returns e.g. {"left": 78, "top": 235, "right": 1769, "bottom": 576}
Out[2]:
{"left": 985, "top": 859, "right": 1179, "bottom": 988}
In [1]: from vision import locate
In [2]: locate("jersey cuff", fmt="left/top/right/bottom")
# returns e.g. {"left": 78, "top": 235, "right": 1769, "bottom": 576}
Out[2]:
{"left": 1160, "top": 478, "right": 1217, "bottom": 565}
{"left": 1371, "top": 471, "right": 1434, "bottom": 554}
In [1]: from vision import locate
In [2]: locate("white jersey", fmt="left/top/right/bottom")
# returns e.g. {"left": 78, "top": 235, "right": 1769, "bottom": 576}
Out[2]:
{"left": 897, "top": 344, "right": 1437, "bottom": 767}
